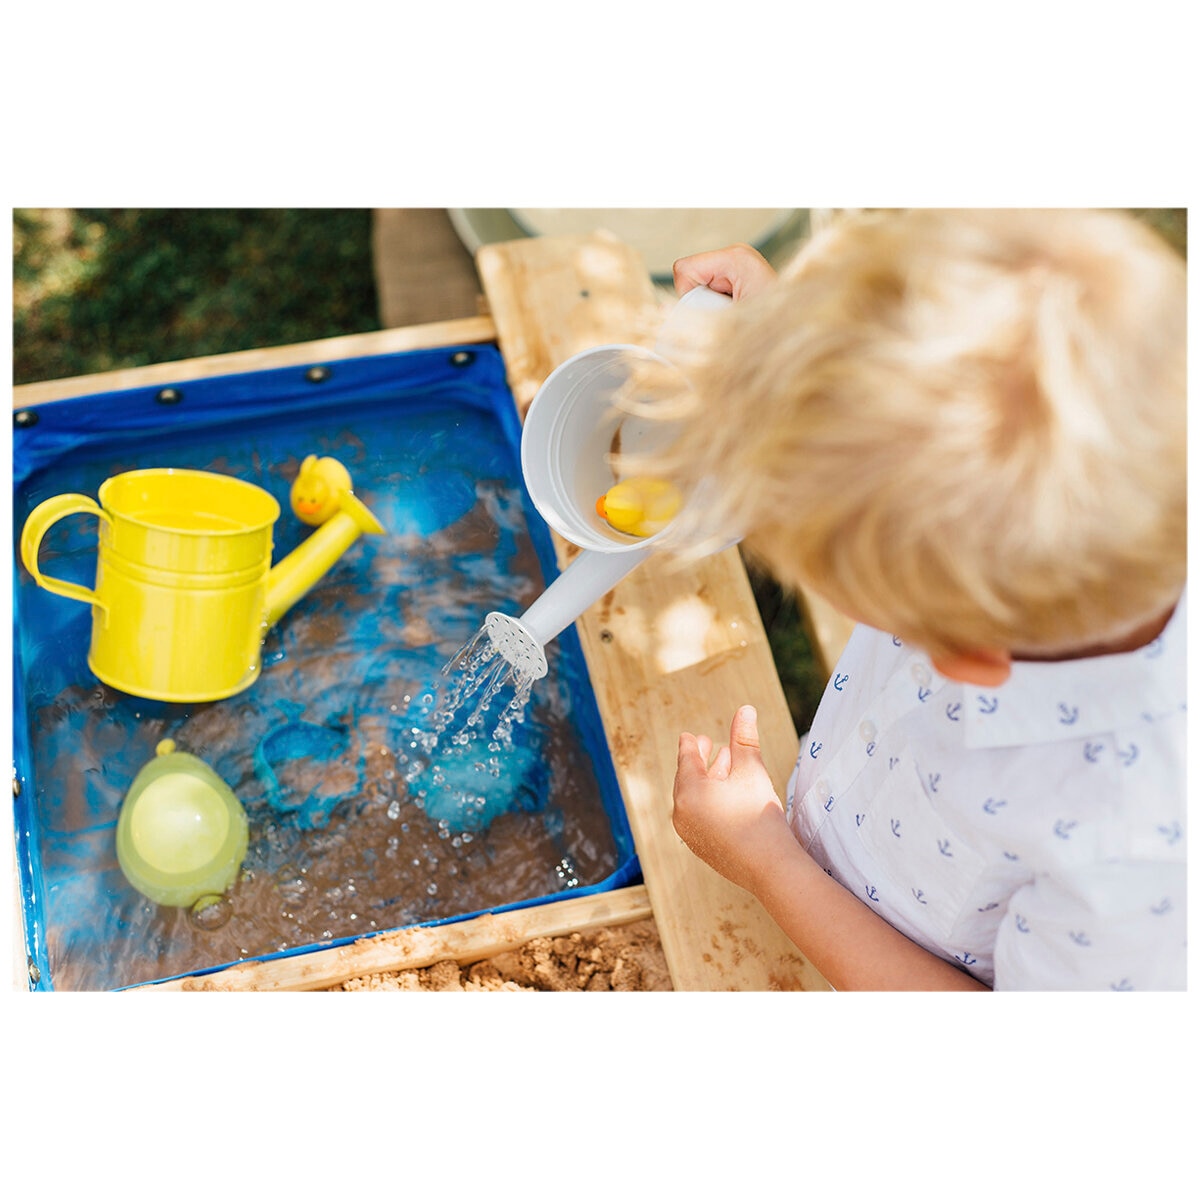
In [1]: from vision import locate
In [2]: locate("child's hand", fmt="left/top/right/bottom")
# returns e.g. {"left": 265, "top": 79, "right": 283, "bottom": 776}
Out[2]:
{"left": 672, "top": 243, "right": 777, "bottom": 302}
{"left": 672, "top": 705, "right": 793, "bottom": 893}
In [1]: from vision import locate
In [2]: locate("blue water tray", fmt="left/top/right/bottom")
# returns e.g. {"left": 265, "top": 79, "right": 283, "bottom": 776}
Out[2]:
{"left": 11, "top": 344, "right": 639, "bottom": 991}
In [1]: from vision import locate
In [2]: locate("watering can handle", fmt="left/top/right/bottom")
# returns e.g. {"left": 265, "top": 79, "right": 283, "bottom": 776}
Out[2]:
{"left": 653, "top": 283, "right": 733, "bottom": 357}
{"left": 20, "top": 494, "right": 111, "bottom": 613}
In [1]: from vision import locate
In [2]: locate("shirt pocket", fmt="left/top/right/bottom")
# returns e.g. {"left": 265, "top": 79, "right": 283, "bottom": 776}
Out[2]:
{"left": 858, "top": 761, "right": 988, "bottom": 942}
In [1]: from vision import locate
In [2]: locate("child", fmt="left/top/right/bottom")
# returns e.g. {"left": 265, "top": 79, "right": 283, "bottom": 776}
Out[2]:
{"left": 655, "top": 211, "right": 1186, "bottom": 991}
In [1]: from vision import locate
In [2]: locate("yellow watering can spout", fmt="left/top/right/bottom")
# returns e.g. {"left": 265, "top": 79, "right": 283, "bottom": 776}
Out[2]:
{"left": 264, "top": 455, "right": 386, "bottom": 629}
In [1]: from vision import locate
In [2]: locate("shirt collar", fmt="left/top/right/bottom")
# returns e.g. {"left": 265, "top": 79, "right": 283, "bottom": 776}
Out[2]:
{"left": 960, "top": 588, "right": 1187, "bottom": 749}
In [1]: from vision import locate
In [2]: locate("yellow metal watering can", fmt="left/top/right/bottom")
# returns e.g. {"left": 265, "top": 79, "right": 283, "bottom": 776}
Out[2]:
{"left": 19, "top": 455, "right": 385, "bottom": 703}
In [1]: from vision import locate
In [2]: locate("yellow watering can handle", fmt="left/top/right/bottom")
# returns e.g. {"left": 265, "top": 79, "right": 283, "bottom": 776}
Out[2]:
{"left": 20, "top": 494, "right": 111, "bottom": 613}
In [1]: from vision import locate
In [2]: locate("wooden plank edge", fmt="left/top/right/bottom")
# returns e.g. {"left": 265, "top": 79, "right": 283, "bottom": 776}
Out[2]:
{"left": 13, "top": 316, "right": 498, "bottom": 407}
{"left": 130, "top": 884, "right": 654, "bottom": 992}
{"left": 796, "top": 589, "right": 858, "bottom": 681}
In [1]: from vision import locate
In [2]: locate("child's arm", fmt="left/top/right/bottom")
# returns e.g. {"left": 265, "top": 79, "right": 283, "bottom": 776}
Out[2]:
{"left": 674, "top": 706, "right": 988, "bottom": 991}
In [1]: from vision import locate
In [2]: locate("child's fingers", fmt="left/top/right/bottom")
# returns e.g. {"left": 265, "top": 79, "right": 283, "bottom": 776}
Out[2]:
{"left": 711, "top": 744, "right": 732, "bottom": 781}
{"left": 695, "top": 733, "right": 714, "bottom": 765}
{"left": 676, "top": 732, "right": 707, "bottom": 783}
{"left": 728, "top": 705, "right": 765, "bottom": 774}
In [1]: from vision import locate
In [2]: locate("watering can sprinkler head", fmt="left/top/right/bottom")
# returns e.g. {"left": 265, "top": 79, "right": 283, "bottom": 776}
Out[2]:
{"left": 484, "top": 612, "right": 549, "bottom": 680}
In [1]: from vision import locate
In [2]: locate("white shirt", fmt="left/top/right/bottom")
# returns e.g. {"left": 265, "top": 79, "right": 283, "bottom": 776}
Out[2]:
{"left": 786, "top": 595, "right": 1186, "bottom": 990}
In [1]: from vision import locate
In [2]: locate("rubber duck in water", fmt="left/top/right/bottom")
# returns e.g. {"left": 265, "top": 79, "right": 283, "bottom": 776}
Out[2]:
{"left": 595, "top": 477, "right": 683, "bottom": 539}
{"left": 290, "top": 454, "right": 355, "bottom": 526}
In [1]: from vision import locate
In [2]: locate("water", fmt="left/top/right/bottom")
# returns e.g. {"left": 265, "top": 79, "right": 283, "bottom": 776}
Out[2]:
{"left": 436, "top": 624, "right": 538, "bottom": 749}
{"left": 12, "top": 350, "right": 633, "bottom": 990}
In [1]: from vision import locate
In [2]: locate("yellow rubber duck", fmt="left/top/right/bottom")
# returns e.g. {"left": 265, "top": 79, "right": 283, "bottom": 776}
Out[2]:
{"left": 290, "top": 454, "right": 353, "bottom": 526}
{"left": 595, "top": 477, "right": 683, "bottom": 538}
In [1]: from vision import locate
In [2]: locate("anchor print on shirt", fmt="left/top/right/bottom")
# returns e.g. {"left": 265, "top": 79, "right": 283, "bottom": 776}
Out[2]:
{"left": 1116, "top": 743, "right": 1139, "bottom": 767}
{"left": 977, "top": 695, "right": 999, "bottom": 715}
{"left": 1157, "top": 822, "right": 1182, "bottom": 846}
{"left": 1057, "top": 703, "right": 1080, "bottom": 725}
{"left": 833, "top": 672, "right": 850, "bottom": 691}
{"left": 945, "top": 701, "right": 962, "bottom": 722}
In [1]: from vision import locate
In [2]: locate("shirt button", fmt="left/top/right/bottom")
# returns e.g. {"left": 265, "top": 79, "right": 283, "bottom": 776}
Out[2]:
{"left": 859, "top": 720, "right": 877, "bottom": 743}
{"left": 815, "top": 777, "right": 830, "bottom": 798}
{"left": 910, "top": 662, "right": 932, "bottom": 687}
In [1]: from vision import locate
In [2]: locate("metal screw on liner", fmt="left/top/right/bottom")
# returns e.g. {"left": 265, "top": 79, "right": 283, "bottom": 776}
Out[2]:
{"left": 305, "top": 366, "right": 331, "bottom": 383}
{"left": 450, "top": 351, "right": 474, "bottom": 367}
{"left": 14, "top": 409, "right": 38, "bottom": 428}
{"left": 156, "top": 387, "right": 183, "bottom": 405}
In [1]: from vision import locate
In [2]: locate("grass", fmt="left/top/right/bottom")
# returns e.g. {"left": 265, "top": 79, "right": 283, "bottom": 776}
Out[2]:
{"left": 13, "top": 208, "right": 380, "bottom": 384}
{"left": 12, "top": 207, "right": 1184, "bottom": 737}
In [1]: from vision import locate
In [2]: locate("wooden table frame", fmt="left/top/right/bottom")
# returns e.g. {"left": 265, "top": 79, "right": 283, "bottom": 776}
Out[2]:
{"left": 12, "top": 233, "right": 853, "bottom": 991}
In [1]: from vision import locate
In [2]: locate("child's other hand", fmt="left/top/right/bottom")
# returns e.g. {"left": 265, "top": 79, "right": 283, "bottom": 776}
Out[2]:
{"left": 672, "top": 243, "right": 777, "bottom": 302}
{"left": 673, "top": 705, "right": 792, "bottom": 893}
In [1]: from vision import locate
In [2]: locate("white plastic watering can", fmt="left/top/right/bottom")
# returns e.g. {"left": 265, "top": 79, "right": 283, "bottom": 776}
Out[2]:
{"left": 485, "top": 286, "right": 732, "bottom": 678}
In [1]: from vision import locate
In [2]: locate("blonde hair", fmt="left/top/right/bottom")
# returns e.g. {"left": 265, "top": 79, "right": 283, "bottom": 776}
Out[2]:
{"left": 633, "top": 209, "right": 1187, "bottom": 658}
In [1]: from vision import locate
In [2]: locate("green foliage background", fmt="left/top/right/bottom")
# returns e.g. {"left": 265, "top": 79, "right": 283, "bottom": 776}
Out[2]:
{"left": 14, "top": 209, "right": 380, "bottom": 384}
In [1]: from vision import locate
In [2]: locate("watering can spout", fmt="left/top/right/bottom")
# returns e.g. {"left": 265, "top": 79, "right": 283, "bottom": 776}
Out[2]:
{"left": 264, "top": 456, "right": 386, "bottom": 629}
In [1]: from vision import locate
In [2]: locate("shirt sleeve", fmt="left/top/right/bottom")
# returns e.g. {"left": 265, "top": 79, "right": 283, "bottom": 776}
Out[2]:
{"left": 991, "top": 859, "right": 1186, "bottom": 991}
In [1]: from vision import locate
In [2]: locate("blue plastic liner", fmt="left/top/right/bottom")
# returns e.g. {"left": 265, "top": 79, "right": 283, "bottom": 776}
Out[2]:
{"left": 11, "top": 344, "right": 640, "bottom": 990}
